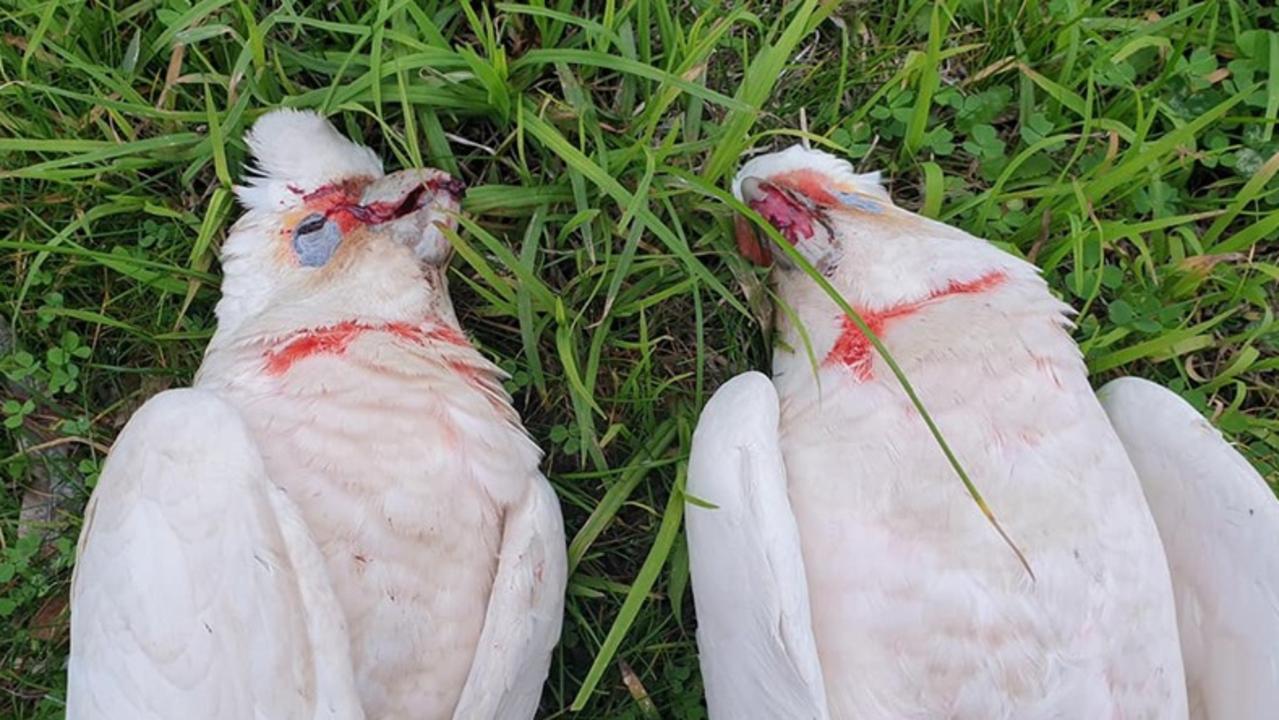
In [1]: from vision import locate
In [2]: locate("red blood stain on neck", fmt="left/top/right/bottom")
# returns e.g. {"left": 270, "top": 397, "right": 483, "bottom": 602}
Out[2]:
{"left": 264, "top": 320, "right": 467, "bottom": 376}
{"left": 824, "top": 270, "right": 1007, "bottom": 381}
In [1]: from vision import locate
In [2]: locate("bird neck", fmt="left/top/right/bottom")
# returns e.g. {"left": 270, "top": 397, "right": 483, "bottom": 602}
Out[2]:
{"left": 770, "top": 239, "right": 1063, "bottom": 390}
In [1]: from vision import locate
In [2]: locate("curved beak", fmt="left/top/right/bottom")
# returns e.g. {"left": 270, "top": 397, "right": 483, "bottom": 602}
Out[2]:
{"left": 359, "top": 169, "right": 465, "bottom": 264}
{"left": 734, "top": 174, "right": 826, "bottom": 269}
{"left": 739, "top": 176, "right": 768, "bottom": 204}
{"left": 735, "top": 176, "right": 777, "bottom": 267}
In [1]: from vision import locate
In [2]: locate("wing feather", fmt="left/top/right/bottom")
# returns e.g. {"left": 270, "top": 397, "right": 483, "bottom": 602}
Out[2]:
{"left": 687, "top": 372, "right": 829, "bottom": 720}
{"left": 68, "top": 389, "right": 362, "bottom": 720}
{"left": 450, "top": 477, "right": 567, "bottom": 719}
{"left": 1100, "top": 377, "right": 1279, "bottom": 720}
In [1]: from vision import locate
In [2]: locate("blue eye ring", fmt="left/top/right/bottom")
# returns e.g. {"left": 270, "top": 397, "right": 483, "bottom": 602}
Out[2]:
{"left": 292, "top": 213, "right": 342, "bottom": 267}
{"left": 834, "top": 191, "right": 884, "bottom": 214}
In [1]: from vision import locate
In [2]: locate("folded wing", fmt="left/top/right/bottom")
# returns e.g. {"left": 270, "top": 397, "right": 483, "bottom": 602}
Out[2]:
{"left": 451, "top": 478, "right": 567, "bottom": 719}
{"left": 1099, "top": 377, "right": 1279, "bottom": 720}
{"left": 68, "top": 389, "right": 363, "bottom": 720}
{"left": 687, "top": 372, "right": 829, "bottom": 720}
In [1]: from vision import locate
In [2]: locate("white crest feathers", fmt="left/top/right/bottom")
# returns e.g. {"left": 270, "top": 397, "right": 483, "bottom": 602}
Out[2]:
{"left": 235, "top": 109, "right": 384, "bottom": 211}
{"left": 732, "top": 144, "right": 889, "bottom": 202}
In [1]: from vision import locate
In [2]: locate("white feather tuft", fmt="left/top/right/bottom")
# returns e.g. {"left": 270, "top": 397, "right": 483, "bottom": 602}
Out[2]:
{"left": 235, "top": 109, "right": 384, "bottom": 212}
{"left": 732, "top": 144, "right": 889, "bottom": 202}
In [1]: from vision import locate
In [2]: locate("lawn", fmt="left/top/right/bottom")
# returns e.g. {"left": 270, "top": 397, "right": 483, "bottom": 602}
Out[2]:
{"left": 1, "top": 1, "right": 1277, "bottom": 718}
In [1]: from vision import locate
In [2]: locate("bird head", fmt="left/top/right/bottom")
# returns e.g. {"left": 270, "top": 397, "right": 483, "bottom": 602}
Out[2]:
{"left": 731, "top": 144, "right": 1027, "bottom": 312}
{"left": 729, "top": 144, "right": 1059, "bottom": 387}
{"left": 213, "top": 109, "right": 465, "bottom": 342}
{"left": 731, "top": 145, "right": 890, "bottom": 273}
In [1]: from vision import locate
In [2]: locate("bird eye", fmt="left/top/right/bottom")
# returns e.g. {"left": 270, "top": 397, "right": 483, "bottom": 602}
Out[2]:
{"left": 292, "top": 213, "right": 342, "bottom": 267}
{"left": 295, "top": 213, "right": 328, "bottom": 236}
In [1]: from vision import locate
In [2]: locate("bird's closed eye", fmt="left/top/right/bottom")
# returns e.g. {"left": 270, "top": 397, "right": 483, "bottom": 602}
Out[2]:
{"left": 295, "top": 213, "right": 328, "bottom": 236}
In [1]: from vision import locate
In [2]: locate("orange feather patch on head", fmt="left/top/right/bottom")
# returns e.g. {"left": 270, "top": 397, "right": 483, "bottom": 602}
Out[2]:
{"left": 770, "top": 169, "right": 844, "bottom": 206}
{"left": 291, "top": 177, "right": 460, "bottom": 236}
{"left": 296, "top": 180, "right": 369, "bottom": 234}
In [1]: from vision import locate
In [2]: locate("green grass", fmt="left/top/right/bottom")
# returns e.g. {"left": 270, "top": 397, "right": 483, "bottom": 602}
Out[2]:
{"left": 2, "top": 1, "right": 1277, "bottom": 717}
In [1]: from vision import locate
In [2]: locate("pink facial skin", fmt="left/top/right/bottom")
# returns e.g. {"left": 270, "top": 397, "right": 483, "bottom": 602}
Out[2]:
{"left": 292, "top": 178, "right": 465, "bottom": 234}
{"left": 747, "top": 183, "right": 817, "bottom": 247}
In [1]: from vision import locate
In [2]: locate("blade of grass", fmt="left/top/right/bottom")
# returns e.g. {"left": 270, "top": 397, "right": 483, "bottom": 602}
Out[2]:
{"left": 701, "top": 0, "right": 819, "bottom": 184}
{"left": 571, "top": 452, "right": 687, "bottom": 710}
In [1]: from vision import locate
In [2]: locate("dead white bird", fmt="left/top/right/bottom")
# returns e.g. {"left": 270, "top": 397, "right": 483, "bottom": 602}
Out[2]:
{"left": 687, "top": 144, "right": 1279, "bottom": 719}
{"left": 67, "top": 109, "right": 567, "bottom": 720}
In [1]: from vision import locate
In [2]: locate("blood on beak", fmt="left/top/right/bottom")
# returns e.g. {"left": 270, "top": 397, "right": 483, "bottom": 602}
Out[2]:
{"left": 734, "top": 213, "right": 773, "bottom": 266}
{"left": 432, "top": 176, "right": 467, "bottom": 201}
{"left": 736, "top": 176, "right": 777, "bottom": 266}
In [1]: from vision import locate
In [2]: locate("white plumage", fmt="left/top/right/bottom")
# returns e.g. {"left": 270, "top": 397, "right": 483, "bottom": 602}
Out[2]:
{"left": 68, "top": 110, "right": 567, "bottom": 720}
{"left": 687, "top": 372, "right": 828, "bottom": 720}
{"left": 1100, "top": 378, "right": 1279, "bottom": 719}
{"left": 688, "top": 144, "right": 1279, "bottom": 719}
{"left": 69, "top": 389, "right": 365, "bottom": 720}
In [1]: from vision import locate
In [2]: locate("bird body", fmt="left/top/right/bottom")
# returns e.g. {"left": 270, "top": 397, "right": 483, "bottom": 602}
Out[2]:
{"left": 195, "top": 311, "right": 538, "bottom": 717}
{"left": 68, "top": 110, "right": 566, "bottom": 720}
{"left": 686, "top": 372, "right": 829, "bottom": 720}
{"left": 687, "top": 145, "right": 1226, "bottom": 719}
{"left": 68, "top": 388, "right": 366, "bottom": 720}
{"left": 768, "top": 191, "right": 1184, "bottom": 719}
